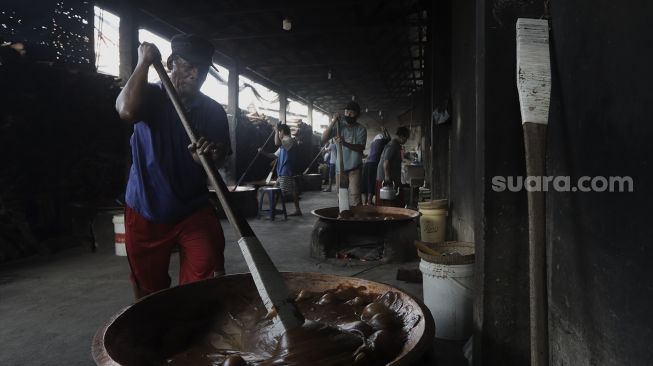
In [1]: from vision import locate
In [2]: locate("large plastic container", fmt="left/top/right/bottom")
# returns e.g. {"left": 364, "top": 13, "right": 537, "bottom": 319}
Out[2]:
{"left": 418, "top": 199, "right": 448, "bottom": 243}
{"left": 112, "top": 214, "right": 126, "bottom": 256}
{"left": 418, "top": 241, "right": 474, "bottom": 340}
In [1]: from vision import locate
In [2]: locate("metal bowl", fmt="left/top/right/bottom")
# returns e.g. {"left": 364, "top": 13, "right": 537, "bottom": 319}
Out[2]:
{"left": 92, "top": 272, "right": 434, "bottom": 366}
{"left": 208, "top": 185, "right": 258, "bottom": 218}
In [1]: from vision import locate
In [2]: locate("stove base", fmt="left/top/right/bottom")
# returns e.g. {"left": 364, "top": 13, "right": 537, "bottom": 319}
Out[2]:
{"left": 310, "top": 218, "right": 418, "bottom": 263}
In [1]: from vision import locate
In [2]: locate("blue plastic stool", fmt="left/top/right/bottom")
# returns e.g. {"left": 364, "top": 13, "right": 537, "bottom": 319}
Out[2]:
{"left": 258, "top": 187, "right": 287, "bottom": 221}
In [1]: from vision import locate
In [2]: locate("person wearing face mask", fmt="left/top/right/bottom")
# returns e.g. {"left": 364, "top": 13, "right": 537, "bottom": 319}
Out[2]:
{"left": 115, "top": 34, "right": 230, "bottom": 299}
{"left": 321, "top": 101, "right": 367, "bottom": 206}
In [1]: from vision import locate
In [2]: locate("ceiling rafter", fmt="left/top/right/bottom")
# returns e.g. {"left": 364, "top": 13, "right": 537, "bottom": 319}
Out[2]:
{"left": 133, "top": 0, "right": 426, "bottom": 117}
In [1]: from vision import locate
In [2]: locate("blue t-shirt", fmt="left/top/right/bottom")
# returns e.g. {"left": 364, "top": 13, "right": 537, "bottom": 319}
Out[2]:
{"left": 328, "top": 143, "right": 337, "bottom": 164}
{"left": 125, "top": 83, "right": 231, "bottom": 224}
{"left": 367, "top": 137, "right": 390, "bottom": 163}
{"left": 274, "top": 136, "right": 297, "bottom": 177}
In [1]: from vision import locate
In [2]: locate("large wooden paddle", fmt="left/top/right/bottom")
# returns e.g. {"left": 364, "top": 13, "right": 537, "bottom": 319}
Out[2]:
{"left": 152, "top": 61, "right": 304, "bottom": 335}
{"left": 516, "top": 18, "right": 551, "bottom": 366}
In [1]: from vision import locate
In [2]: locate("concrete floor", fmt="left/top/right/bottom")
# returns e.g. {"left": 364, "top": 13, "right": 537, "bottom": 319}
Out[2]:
{"left": 0, "top": 189, "right": 467, "bottom": 366}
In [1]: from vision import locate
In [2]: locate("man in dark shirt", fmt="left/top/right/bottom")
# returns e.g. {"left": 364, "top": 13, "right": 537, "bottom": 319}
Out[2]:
{"left": 115, "top": 34, "right": 230, "bottom": 299}
{"left": 376, "top": 127, "right": 410, "bottom": 207}
{"left": 322, "top": 139, "right": 337, "bottom": 192}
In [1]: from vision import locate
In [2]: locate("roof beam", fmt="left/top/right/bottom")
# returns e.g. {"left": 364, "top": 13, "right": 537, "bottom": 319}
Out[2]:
{"left": 178, "top": 0, "right": 365, "bottom": 19}
{"left": 210, "top": 23, "right": 420, "bottom": 42}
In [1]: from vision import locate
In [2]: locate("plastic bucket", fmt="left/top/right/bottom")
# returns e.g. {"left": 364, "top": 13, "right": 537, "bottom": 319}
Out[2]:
{"left": 418, "top": 241, "right": 474, "bottom": 340}
{"left": 418, "top": 200, "right": 448, "bottom": 243}
{"left": 112, "top": 214, "right": 126, "bottom": 256}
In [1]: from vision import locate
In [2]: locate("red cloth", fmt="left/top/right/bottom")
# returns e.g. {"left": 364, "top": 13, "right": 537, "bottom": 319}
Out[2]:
{"left": 375, "top": 180, "right": 405, "bottom": 207}
{"left": 125, "top": 205, "right": 225, "bottom": 296}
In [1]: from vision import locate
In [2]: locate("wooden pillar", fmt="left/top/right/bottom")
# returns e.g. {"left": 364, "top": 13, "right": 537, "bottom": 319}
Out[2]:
{"left": 279, "top": 91, "right": 287, "bottom": 124}
{"left": 307, "top": 100, "right": 314, "bottom": 129}
{"left": 423, "top": 3, "right": 433, "bottom": 192}
{"left": 117, "top": 4, "right": 139, "bottom": 184}
{"left": 227, "top": 62, "right": 239, "bottom": 184}
{"left": 118, "top": 4, "right": 138, "bottom": 86}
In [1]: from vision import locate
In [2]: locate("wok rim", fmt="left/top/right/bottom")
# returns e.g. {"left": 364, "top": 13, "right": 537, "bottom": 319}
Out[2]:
{"left": 311, "top": 206, "right": 420, "bottom": 223}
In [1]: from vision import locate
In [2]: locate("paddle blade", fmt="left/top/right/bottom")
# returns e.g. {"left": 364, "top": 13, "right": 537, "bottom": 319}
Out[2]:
{"left": 238, "top": 236, "right": 305, "bottom": 334}
{"left": 516, "top": 18, "right": 551, "bottom": 125}
{"left": 338, "top": 187, "right": 350, "bottom": 212}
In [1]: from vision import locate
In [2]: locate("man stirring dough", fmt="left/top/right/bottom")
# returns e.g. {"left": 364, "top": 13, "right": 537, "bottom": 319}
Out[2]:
{"left": 115, "top": 34, "right": 230, "bottom": 299}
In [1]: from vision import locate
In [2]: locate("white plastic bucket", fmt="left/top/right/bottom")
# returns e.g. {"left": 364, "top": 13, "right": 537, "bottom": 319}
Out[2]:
{"left": 420, "top": 258, "right": 474, "bottom": 340}
{"left": 112, "top": 214, "right": 126, "bottom": 256}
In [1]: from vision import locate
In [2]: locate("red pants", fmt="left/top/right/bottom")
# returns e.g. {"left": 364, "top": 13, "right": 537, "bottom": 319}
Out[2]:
{"left": 125, "top": 205, "right": 225, "bottom": 297}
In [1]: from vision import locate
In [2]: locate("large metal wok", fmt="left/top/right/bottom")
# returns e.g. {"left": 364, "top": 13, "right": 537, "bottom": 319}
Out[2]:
{"left": 92, "top": 272, "right": 434, "bottom": 366}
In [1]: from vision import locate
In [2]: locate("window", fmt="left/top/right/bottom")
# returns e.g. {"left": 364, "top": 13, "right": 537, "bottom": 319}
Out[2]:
{"left": 137, "top": 28, "right": 228, "bottom": 105}
{"left": 137, "top": 29, "right": 171, "bottom": 82}
{"left": 287, "top": 98, "right": 308, "bottom": 121}
{"left": 312, "top": 109, "right": 330, "bottom": 134}
{"left": 239, "top": 75, "right": 279, "bottom": 117}
{"left": 201, "top": 64, "right": 229, "bottom": 106}
{"left": 94, "top": 6, "right": 120, "bottom": 75}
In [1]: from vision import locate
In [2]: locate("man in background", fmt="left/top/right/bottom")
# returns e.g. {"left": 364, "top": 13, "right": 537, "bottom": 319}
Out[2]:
{"left": 259, "top": 124, "right": 302, "bottom": 216}
{"left": 362, "top": 130, "right": 390, "bottom": 205}
{"left": 376, "top": 127, "right": 410, "bottom": 207}
{"left": 322, "top": 139, "right": 337, "bottom": 192}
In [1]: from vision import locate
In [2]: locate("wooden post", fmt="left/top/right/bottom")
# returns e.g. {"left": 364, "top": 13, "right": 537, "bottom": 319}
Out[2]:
{"left": 118, "top": 4, "right": 138, "bottom": 87}
{"left": 307, "top": 100, "right": 314, "bottom": 129}
{"left": 227, "top": 62, "right": 240, "bottom": 184}
{"left": 117, "top": 3, "right": 139, "bottom": 185}
{"left": 279, "top": 91, "right": 287, "bottom": 124}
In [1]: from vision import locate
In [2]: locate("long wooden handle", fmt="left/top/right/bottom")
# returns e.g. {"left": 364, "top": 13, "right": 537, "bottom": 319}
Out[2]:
{"left": 302, "top": 146, "right": 325, "bottom": 175}
{"left": 233, "top": 129, "right": 276, "bottom": 191}
{"left": 523, "top": 122, "right": 548, "bottom": 366}
{"left": 335, "top": 119, "right": 346, "bottom": 187}
{"left": 152, "top": 62, "right": 303, "bottom": 333}
{"left": 266, "top": 159, "right": 277, "bottom": 184}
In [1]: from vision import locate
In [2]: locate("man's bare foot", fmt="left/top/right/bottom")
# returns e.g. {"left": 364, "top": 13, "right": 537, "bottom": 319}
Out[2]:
{"left": 288, "top": 211, "right": 303, "bottom": 216}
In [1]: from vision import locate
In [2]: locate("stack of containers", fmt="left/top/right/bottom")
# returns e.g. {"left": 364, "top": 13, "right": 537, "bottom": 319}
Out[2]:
{"left": 417, "top": 199, "right": 475, "bottom": 340}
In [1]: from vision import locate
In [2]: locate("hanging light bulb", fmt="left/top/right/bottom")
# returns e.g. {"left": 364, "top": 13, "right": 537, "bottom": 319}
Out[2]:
{"left": 327, "top": 69, "right": 332, "bottom": 80}
{"left": 282, "top": 17, "right": 292, "bottom": 31}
